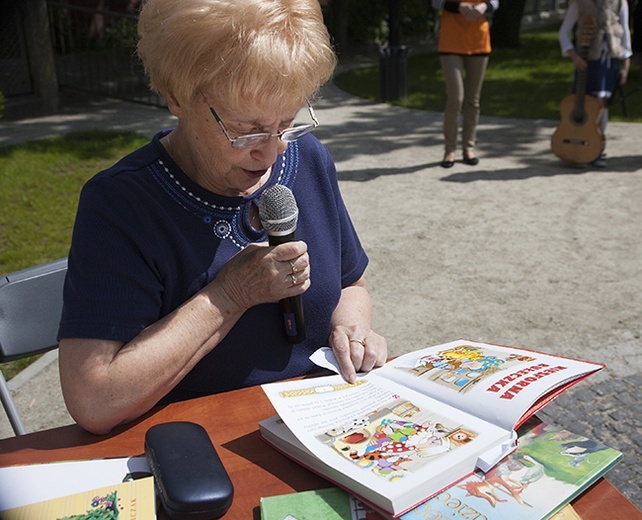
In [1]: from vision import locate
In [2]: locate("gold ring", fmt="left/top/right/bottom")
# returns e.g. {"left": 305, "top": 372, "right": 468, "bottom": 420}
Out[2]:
{"left": 349, "top": 338, "right": 366, "bottom": 347}
{"left": 289, "top": 261, "right": 298, "bottom": 274}
{"left": 290, "top": 273, "right": 298, "bottom": 285}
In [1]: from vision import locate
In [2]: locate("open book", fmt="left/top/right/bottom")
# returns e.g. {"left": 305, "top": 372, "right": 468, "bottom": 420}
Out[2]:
{"left": 259, "top": 339, "right": 603, "bottom": 518}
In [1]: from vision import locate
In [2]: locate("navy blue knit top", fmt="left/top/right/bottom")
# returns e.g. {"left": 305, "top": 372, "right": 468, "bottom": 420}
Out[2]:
{"left": 59, "top": 131, "right": 368, "bottom": 403}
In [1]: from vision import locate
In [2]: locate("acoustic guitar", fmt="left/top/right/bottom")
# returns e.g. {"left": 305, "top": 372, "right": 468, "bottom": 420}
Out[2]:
{"left": 551, "top": 16, "right": 604, "bottom": 164}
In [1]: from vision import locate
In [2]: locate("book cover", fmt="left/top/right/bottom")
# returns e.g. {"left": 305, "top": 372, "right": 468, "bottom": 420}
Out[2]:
{"left": 260, "top": 340, "right": 603, "bottom": 517}
{"left": 400, "top": 418, "right": 621, "bottom": 520}
{"left": 260, "top": 487, "right": 381, "bottom": 520}
{"left": 260, "top": 472, "right": 587, "bottom": 520}
{"left": 0, "top": 476, "right": 156, "bottom": 520}
{"left": 0, "top": 456, "right": 151, "bottom": 511}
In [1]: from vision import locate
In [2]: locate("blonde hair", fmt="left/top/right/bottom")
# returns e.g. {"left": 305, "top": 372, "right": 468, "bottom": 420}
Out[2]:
{"left": 137, "top": 0, "right": 337, "bottom": 111}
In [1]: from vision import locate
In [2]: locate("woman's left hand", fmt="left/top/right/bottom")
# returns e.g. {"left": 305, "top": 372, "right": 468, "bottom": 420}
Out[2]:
{"left": 459, "top": 2, "right": 487, "bottom": 21}
{"left": 329, "top": 325, "right": 387, "bottom": 384}
{"left": 327, "top": 276, "right": 387, "bottom": 383}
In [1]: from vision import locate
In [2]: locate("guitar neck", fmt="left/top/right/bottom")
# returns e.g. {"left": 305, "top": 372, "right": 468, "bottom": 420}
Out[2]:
{"left": 573, "top": 46, "right": 590, "bottom": 116}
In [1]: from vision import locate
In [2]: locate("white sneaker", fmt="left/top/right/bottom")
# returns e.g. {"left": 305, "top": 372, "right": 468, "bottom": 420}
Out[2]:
{"left": 592, "top": 153, "right": 607, "bottom": 168}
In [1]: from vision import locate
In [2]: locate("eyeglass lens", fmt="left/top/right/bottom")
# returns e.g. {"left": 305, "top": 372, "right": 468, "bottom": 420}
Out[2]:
{"left": 232, "top": 124, "right": 315, "bottom": 149}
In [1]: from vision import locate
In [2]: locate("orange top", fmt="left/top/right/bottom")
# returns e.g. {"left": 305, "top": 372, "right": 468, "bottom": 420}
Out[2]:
{"left": 437, "top": 1, "right": 492, "bottom": 55}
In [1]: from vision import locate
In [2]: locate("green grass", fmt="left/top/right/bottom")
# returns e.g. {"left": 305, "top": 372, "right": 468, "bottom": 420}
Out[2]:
{"left": 0, "top": 129, "right": 149, "bottom": 379}
{"left": 335, "top": 26, "right": 642, "bottom": 122}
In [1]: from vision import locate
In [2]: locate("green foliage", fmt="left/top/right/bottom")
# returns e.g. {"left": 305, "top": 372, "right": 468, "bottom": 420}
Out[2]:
{"left": 346, "top": 0, "right": 434, "bottom": 44}
{"left": 334, "top": 26, "right": 642, "bottom": 122}
{"left": 0, "top": 130, "right": 148, "bottom": 380}
{"left": 105, "top": 17, "right": 139, "bottom": 49}
{"left": 346, "top": 0, "right": 388, "bottom": 44}
{"left": 48, "top": 8, "right": 138, "bottom": 52}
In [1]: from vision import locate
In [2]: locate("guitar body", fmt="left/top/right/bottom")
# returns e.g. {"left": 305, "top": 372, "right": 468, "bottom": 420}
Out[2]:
{"left": 551, "top": 93, "right": 605, "bottom": 164}
{"left": 552, "top": 15, "right": 605, "bottom": 164}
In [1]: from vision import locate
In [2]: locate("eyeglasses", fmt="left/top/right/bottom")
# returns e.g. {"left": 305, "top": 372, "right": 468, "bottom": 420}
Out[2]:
{"left": 207, "top": 100, "right": 319, "bottom": 149}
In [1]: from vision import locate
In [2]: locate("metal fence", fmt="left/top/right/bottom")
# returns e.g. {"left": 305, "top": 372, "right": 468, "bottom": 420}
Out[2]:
{"left": 0, "top": 5, "right": 31, "bottom": 96}
{"left": 47, "top": 1, "right": 163, "bottom": 106}
{"left": 1, "top": 1, "right": 572, "bottom": 108}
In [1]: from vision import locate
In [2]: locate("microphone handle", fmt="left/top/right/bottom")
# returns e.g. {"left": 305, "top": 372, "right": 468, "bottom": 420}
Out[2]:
{"left": 280, "top": 294, "right": 306, "bottom": 344}
{"left": 267, "top": 232, "right": 306, "bottom": 344}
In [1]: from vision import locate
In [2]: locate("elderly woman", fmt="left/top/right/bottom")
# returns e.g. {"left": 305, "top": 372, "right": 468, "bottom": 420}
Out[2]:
{"left": 58, "top": 0, "right": 387, "bottom": 435}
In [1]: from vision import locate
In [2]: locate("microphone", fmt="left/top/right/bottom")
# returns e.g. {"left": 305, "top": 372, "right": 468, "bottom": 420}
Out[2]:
{"left": 258, "top": 184, "right": 306, "bottom": 343}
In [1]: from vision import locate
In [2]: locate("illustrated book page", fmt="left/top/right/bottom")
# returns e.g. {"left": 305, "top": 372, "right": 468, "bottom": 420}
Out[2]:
{"left": 261, "top": 371, "right": 513, "bottom": 517}
{"left": 373, "top": 339, "right": 603, "bottom": 431}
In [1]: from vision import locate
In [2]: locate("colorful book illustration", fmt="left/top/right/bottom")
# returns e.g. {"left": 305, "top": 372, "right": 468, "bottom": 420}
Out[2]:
{"left": 400, "top": 417, "right": 621, "bottom": 520}
{"left": 260, "top": 339, "right": 603, "bottom": 517}
{"left": 0, "top": 476, "right": 155, "bottom": 520}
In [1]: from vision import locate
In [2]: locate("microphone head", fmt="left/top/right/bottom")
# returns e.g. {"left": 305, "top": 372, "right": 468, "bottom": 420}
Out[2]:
{"left": 258, "top": 184, "right": 299, "bottom": 236}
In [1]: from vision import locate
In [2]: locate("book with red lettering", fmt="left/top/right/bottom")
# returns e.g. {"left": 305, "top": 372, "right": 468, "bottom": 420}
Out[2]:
{"left": 260, "top": 340, "right": 603, "bottom": 518}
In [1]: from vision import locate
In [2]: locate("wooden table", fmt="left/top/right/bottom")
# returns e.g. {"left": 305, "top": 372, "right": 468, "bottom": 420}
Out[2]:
{"left": 0, "top": 384, "right": 640, "bottom": 519}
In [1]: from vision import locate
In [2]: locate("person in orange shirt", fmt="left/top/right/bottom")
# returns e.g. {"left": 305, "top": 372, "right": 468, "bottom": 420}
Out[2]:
{"left": 432, "top": 1, "right": 499, "bottom": 168}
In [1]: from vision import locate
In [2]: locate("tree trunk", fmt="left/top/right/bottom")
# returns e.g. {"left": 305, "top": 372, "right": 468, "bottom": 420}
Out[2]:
{"left": 23, "top": 0, "right": 59, "bottom": 113}
{"left": 491, "top": 0, "right": 528, "bottom": 48}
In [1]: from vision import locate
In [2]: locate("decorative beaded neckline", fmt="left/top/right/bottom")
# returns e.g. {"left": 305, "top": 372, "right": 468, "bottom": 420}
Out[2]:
{"left": 157, "top": 158, "right": 241, "bottom": 212}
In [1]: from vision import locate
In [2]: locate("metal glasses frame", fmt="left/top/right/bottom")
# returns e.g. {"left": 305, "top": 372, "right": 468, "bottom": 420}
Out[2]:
{"left": 207, "top": 100, "right": 319, "bottom": 149}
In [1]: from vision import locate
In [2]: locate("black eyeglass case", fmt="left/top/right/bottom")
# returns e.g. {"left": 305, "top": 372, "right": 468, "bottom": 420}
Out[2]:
{"left": 144, "top": 421, "right": 234, "bottom": 519}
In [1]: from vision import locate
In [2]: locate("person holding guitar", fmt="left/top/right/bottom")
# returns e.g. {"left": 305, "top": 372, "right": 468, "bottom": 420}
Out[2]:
{"left": 557, "top": 0, "right": 632, "bottom": 167}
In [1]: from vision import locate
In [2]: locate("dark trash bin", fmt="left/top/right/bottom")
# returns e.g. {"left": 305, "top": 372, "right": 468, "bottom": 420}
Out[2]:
{"left": 379, "top": 45, "right": 407, "bottom": 101}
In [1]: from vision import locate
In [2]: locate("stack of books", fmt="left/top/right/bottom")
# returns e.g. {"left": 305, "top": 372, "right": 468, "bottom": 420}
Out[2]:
{"left": 259, "top": 339, "right": 620, "bottom": 519}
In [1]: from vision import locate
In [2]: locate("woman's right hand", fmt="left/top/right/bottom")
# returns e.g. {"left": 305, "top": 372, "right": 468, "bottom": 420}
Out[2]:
{"left": 212, "top": 241, "right": 310, "bottom": 312}
{"left": 568, "top": 49, "right": 588, "bottom": 72}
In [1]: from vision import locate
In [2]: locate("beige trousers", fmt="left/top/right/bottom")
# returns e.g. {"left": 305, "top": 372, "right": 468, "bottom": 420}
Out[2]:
{"left": 440, "top": 54, "right": 489, "bottom": 155}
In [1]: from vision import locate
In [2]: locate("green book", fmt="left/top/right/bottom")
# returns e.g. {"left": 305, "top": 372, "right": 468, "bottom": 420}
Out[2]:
{"left": 260, "top": 487, "right": 377, "bottom": 520}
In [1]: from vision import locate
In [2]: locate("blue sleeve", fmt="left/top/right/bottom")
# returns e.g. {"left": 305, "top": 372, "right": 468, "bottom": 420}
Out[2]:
{"left": 59, "top": 172, "right": 165, "bottom": 342}
{"left": 292, "top": 136, "right": 368, "bottom": 290}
